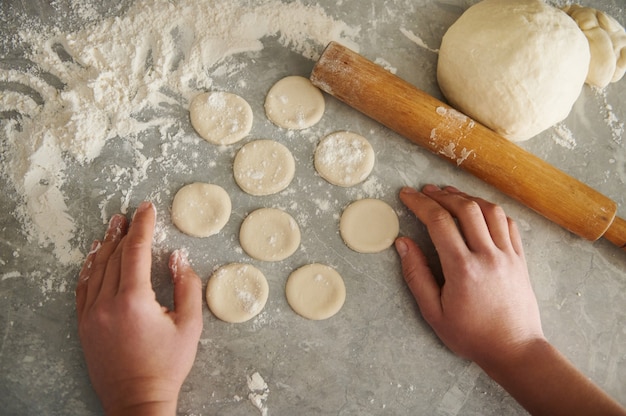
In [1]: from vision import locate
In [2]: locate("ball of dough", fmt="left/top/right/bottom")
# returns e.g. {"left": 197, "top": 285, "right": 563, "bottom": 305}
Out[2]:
{"left": 239, "top": 208, "right": 301, "bottom": 261}
{"left": 206, "top": 263, "right": 269, "bottom": 323}
{"left": 339, "top": 199, "right": 399, "bottom": 253}
{"left": 286, "top": 263, "right": 346, "bottom": 320}
{"left": 171, "top": 183, "right": 231, "bottom": 238}
{"left": 189, "top": 91, "right": 252, "bottom": 145}
{"left": 563, "top": 5, "right": 626, "bottom": 88}
{"left": 264, "top": 76, "right": 325, "bottom": 130}
{"left": 314, "top": 131, "right": 375, "bottom": 187}
{"left": 437, "top": 0, "right": 590, "bottom": 142}
{"left": 233, "top": 139, "right": 295, "bottom": 196}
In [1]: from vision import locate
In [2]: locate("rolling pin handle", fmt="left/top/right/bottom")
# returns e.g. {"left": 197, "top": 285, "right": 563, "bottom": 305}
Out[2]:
{"left": 603, "top": 216, "right": 626, "bottom": 252}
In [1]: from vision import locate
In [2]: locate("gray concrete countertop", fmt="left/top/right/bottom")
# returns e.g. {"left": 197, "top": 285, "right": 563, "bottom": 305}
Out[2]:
{"left": 1, "top": 0, "right": 625, "bottom": 415}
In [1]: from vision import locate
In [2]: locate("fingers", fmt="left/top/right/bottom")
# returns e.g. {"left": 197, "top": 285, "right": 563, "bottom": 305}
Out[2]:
{"left": 76, "top": 240, "right": 101, "bottom": 321}
{"left": 507, "top": 217, "right": 525, "bottom": 257}
{"left": 117, "top": 202, "right": 156, "bottom": 294}
{"left": 83, "top": 215, "right": 129, "bottom": 311}
{"left": 399, "top": 187, "right": 468, "bottom": 259}
{"left": 421, "top": 185, "right": 498, "bottom": 252}
{"left": 98, "top": 236, "right": 125, "bottom": 299}
{"left": 443, "top": 186, "right": 513, "bottom": 251}
{"left": 169, "top": 250, "right": 204, "bottom": 335}
{"left": 395, "top": 237, "right": 442, "bottom": 325}
{"left": 400, "top": 185, "right": 515, "bottom": 254}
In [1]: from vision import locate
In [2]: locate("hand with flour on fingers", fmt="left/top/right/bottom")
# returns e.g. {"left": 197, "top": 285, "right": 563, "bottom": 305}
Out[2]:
{"left": 75, "top": 201, "right": 203, "bottom": 416}
{"left": 395, "top": 185, "right": 626, "bottom": 416}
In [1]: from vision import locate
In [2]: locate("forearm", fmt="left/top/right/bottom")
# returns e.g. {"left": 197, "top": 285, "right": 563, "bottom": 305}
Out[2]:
{"left": 477, "top": 338, "right": 626, "bottom": 416}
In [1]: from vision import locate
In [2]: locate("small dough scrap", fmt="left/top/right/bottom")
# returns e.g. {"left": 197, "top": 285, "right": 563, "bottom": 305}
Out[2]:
{"left": 563, "top": 5, "right": 626, "bottom": 88}
{"left": 206, "top": 263, "right": 269, "bottom": 323}
{"left": 189, "top": 91, "right": 253, "bottom": 145}
{"left": 340, "top": 199, "right": 399, "bottom": 253}
{"left": 233, "top": 139, "right": 295, "bottom": 196}
{"left": 240, "top": 208, "right": 300, "bottom": 261}
{"left": 171, "top": 183, "right": 231, "bottom": 238}
{"left": 314, "top": 131, "right": 375, "bottom": 187}
{"left": 286, "top": 263, "right": 346, "bottom": 320}
{"left": 264, "top": 76, "right": 325, "bottom": 129}
{"left": 437, "top": 0, "right": 590, "bottom": 141}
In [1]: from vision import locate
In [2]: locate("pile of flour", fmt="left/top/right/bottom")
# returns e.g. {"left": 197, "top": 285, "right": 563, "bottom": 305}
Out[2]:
{"left": 0, "top": 0, "right": 359, "bottom": 264}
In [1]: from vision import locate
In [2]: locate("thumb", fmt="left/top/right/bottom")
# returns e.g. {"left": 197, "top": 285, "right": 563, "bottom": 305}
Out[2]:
{"left": 169, "top": 249, "right": 204, "bottom": 334}
{"left": 395, "top": 237, "right": 442, "bottom": 324}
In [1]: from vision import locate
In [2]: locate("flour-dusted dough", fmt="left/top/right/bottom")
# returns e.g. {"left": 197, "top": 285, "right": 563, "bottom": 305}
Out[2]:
{"left": 171, "top": 183, "right": 231, "bottom": 238}
{"left": 285, "top": 263, "right": 346, "bottom": 320}
{"left": 206, "top": 263, "right": 269, "bottom": 323}
{"left": 240, "top": 208, "right": 300, "bottom": 261}
{"left": 563, "top": 5, "right": 626, "bottom": 88}
{"left": 264, "top": 76, "right": 325, "bottom": 129}
{"left": 233, "top": 139, "right": 295, "bottom": 196}
{"left": 340, "top": 199, "right": 399, "bottom": 253}
{"left": 437, "top": 0, "right": 590, "bottom": 142}
{"left": 189, "top": 91, "right": 253, "bottom": 145}
{"left": 314, "top": 131, "right": 375, "bottom": 187}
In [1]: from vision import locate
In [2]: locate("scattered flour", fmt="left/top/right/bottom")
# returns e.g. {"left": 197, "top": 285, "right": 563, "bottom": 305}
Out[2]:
{"left": 0, "top": 0, "right": 359, "bottom": 265}
{"left": 399, "top": 27, "right": 439, "bottom": 53}
{"left": 374, "top": 57, "right": 397, "bottom": 74}
{"left": 1, "top": 271, "right": 22, "bottom": 281}
{"left": 551, "top": 123, "right": 577, "bottom": 149}
{"left": 597, "top": 89, "right": 625, "bottom": 145}
{"left": 246, "top": 372, "right": 270, "bottom": 416}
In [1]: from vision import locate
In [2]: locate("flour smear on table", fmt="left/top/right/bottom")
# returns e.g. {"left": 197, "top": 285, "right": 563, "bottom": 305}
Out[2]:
{"left": 0, "top": 0, "right": 359, "bottom": 265}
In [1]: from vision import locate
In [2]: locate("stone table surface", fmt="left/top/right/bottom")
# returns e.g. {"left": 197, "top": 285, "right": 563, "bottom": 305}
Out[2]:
{"left": 0, "top": 0, "right": 625, "bottom": 415}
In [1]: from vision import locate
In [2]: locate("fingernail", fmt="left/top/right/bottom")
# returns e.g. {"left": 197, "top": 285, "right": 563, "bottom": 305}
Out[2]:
{"left": 133, "top": 201, "right": 155, "bottom": 218}
{"left": 175, "top": 248, "right": 189, "bottom": 265}
{"left": 88, "top": 240, "right": 101, "bottom": 255}
{"left": 422, "top": 184, "right": 440, "bottom": 193}
{"left": 170, "top": 249, "right": 189, "bottom": 282}
{"left": 445, "top": 185, "right": 460, "bottom": 193}
{"left": 395, "top": 238, "right": 409, "bottom": 258}
{"left": 106, "top": 215, "right": 125, "bottom": 238}
{"left": 400, "top": 187, "right": 419, "bottom": 195}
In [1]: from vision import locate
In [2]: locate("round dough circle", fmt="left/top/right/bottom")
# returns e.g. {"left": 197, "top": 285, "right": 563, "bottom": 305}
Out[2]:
{"left": 264, "top": 76, "right": 325, "bottom": 130}
{"left": 171, "top": 183, "right": 231, "bottom": 238}
{"left": 206, "top": 263, "right": 269, "bottom": 323}
{"left": 314, "top": 131, "right": 375, "bottom": 187}
{"left": 340, "top": 199, "right": 399, "bottom": 253}
{"left": 189, "top": 91, "right": 253, "bottom": 145}
{"left": 233, "top": 139, "right": 295, "bottom": 196}
{"left": 437, "top": 0, "right": 590, "bottom": 142}
{"left": 240, "top": 208, "right": 301, "bottom": 261}
{"left": 286, "top": 263, "right": 346, "bottom": 320}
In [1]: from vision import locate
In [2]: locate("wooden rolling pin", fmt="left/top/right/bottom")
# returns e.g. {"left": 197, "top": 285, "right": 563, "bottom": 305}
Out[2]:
{"left": 310, "top": 42, "right": 626, "bottom": 251}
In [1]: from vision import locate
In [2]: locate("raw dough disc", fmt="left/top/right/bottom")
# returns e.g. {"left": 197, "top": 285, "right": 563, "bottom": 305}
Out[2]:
{"left": 264, "top": 76, "right": 325, "bottom": 130}
{"left": 339, "top": 199, "right": 399, "bottom": 253}
{"left": 189, "top": 91, "right": 253, "bottom": 145}
{"left": 171, "top": 183, "right": 231, "bottom": 238}
{"left": 286, "top": 263, "right": 346, "bottom": 320}
{"left": 314, "top": 131, "right": 375, "bottom": 187}
{"left": 206, "top": 263, "right": 269, "bottom": 323}
{"left": 233, "top": 139, "right": 295, "bottom": 196}
{"left": 240, "top": 208, "right": 300, "bottom": 261}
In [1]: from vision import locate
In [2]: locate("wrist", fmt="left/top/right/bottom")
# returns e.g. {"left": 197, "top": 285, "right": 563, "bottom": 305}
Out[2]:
{"left": 473, "top": 336, "right": 551, "bottom": 379}
{"left": 99, "top": 377, "right": 180, "bottom": 416}
{"left": 107, "top": 400, "right": 178, "bottom": 416}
